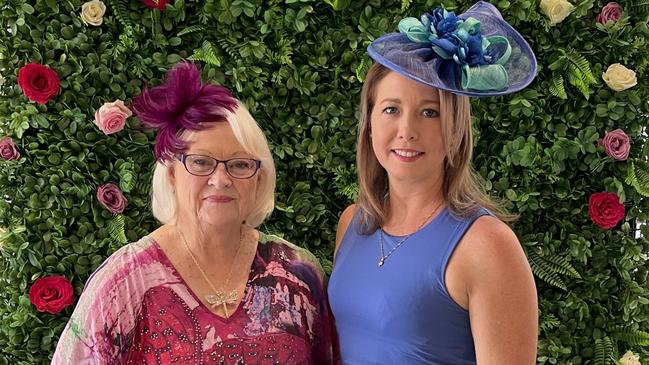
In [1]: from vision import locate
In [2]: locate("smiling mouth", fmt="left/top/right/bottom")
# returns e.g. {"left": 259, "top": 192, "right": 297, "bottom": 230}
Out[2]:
{"left": 392, "top": 149, "right": 424, "bottom": 158}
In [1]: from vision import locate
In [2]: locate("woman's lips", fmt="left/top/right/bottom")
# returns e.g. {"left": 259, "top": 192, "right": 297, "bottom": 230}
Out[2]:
{"left": 204, "top": 195, "right": 234, "bottom": 203}
{"left": 392, "top": 148, "right": 424, "bottom": 162}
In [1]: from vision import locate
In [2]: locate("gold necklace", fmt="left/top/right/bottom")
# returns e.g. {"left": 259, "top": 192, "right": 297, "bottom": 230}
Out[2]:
{"left": 378, "top": 200, "right": 445, "bottom": 267}
{"left": 177, "top": 228, "right": 244, "bottom": 317}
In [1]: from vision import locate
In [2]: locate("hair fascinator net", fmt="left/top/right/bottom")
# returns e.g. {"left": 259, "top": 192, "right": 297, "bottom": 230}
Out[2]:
{"left": 368, "top": 1, "right": 538, "bottom": 96}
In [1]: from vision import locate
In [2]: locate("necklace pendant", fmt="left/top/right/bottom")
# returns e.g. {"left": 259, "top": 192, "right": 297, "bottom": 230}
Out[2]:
{"left": 205, "top": 291, "right": 238, "bottom": 308}
{"left": 205, "top": 294, "right": 221, "bottom": 307}
{"left": 378, "top": 258, "right": 385, "bottom": 267}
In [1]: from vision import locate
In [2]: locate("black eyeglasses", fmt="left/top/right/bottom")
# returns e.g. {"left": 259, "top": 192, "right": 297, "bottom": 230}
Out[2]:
{"left": 178, "top": 154, "right": 262, "bottom": 179}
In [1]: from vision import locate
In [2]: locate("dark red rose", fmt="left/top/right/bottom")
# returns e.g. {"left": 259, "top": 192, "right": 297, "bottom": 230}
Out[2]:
{"left": 588, "top": 192, "right": 625, "bottom": 229}
{"left": 142, "top": 0, "right": 168, "bottom": 10}
{"left": 97, "top": 183, "right": 128, "bottom": 214}
{"left": 29, "top": 276, "right": 75, "bottom": 314}
{"left": 17, "top": 63, "right": 60, "bottom": 104}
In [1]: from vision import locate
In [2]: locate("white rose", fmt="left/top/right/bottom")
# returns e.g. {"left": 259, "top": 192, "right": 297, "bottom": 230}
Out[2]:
{"left": 540, "top": 0, "right": 575, "bottom": 26}
{"left": 619, "top": 350, "right": 641, "bottom": 365}
{"left": 602, "top": 63, "right": 637, "bottom": 92}
{"left": 80, "top": 0, "right": 106, "bottom": 26}
{"left": 0, "top": 72, "right": 5, "bottom": 87}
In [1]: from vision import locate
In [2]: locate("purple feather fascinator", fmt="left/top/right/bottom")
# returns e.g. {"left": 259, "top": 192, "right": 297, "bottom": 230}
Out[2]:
{"left": 131, "top": 61, "right": 237, "bottom": 161}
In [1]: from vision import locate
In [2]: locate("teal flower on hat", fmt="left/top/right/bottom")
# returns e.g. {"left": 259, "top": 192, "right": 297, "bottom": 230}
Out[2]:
{"left": 398, "top": 6, "right": 512, "bottom": 92}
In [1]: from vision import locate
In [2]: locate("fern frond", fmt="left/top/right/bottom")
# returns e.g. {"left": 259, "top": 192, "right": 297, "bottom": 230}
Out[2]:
{"left": 188, "top": 41, "right": 221, "bottom": 67}
{"left": 594, "top": 336, "right": 615, "bottom": 365}
{"left": 569, "top": 50, "right": 597, "bottom": 84}
{"left": 217, "top": 37, "right": 241, "bottom": 58}
{"left": 107, "top": 215, "right": 128, "bottom": 245}
{"left": 177, "top": 25, "right": 205, "bottom": 37}
{"left": 106, "top": 0, "right": 133, "bottom": 28}
{"left": 625, "top": 159, "right": 649, "bottom": 197}
{"left": 540, "top": 313, "right": 561, "bottom": 332}
{"left": 130, "top": 226, "right": 150, "bottom": 240}
{"left": 549, "top": 75, "right": 567, "bottom": 99}
{"left": 543, "top": 253, "right": 581, "bottom": 278}
{"left": 567, "top": 63, "right": 591, "bottom": 99}
{"left": 632, "top": 1, "right": 649, "bottom": 18}
{"left": 134, "top": 179, "right": 151, "bottom": 196}
{"left": 614, "top": 328, "right": 649, "bottom": 346}
{"left": 528, "top": 251, "right": 568, "bottom": 290}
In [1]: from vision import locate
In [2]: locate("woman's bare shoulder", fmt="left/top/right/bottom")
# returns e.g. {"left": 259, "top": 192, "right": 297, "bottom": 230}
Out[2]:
{"left": 334, "top": 204, "right": 357, "bottom": 256}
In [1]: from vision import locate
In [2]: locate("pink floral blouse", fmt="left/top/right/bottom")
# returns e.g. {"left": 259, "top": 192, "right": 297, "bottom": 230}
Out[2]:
{"left": 52, "top": 233, "right": 337, "bottom": 364}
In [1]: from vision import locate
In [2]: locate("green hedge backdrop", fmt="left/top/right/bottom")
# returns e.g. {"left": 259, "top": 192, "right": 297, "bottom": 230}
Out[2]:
{"left": 1, "top": 0, "right": 649, "bottom": 363}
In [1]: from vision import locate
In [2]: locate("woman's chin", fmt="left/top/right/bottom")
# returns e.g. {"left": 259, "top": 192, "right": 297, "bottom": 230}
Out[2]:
{"left": 197, "top": 211, "right": 243, "bottom": 228}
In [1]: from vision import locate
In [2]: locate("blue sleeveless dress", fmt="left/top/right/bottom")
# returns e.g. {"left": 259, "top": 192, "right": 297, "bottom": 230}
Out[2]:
{"left": 328, "top": 207, "right": 491, "bottom": 365}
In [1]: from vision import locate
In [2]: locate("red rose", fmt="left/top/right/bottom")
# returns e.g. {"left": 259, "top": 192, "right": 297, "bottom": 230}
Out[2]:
{"left": 28, "top": 276, "right": 75, "bottom": 314}
{"left": 97, "top": 183, "right": 128, "bottom": 214}
{"left": 17, "top": 63, "right": 60, "bottom": 104}
{"left": 142, "top": 0, "right": 168, "bottom": 10}
{"left": 588, "top": 192, "right": 625, "bottom": 229}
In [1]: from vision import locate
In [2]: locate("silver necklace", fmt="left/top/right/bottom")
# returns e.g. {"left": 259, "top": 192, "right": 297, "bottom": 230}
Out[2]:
{"left": 378, "top": 201, "right": 444, "bottom": 267}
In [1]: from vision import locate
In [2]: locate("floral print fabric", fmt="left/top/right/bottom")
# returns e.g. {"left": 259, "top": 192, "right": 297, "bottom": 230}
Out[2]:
{"left": 52, "top": 233, "right": 336, "bottom": 364}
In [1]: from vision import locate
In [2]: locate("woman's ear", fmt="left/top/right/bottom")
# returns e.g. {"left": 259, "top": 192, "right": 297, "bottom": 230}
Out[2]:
{"left": 167, "top": 163, "right": 176, "bottom": 188}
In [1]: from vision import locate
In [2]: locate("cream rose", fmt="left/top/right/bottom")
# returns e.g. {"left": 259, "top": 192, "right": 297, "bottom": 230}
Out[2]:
{"left": 81, "top": 0, "right": 106, "bottom": 26}
{"left": 602, "top": 63, "right": 637, "bottom": 91}
{"left": 619, "top": 351, "right": 641, "bottom": 365}
{"left": 540, "top": 0, "right": 575, "bottom": 26}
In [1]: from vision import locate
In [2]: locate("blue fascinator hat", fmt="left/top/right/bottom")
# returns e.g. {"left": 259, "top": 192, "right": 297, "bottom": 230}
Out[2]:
{"left": 368, "top": 1, "right": 538, "bottom": 97}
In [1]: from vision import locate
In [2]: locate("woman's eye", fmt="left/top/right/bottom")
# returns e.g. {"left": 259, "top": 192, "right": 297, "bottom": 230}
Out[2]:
{"left": 231, "top": 161, "right": 253, "bottom": 169}
{"left": 191, "top": 158, "right": 211, "bottom": 167}
{"left": 422, "top": 109, "right": 439, "bottom": 118}
{"left": 383, "top": 106, "right": 398, "bottom": 114}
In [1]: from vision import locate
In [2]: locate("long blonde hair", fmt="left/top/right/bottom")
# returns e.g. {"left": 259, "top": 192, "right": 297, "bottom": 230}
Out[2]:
{"left": 355, "top": 63, "right": 515, "bottom": 234}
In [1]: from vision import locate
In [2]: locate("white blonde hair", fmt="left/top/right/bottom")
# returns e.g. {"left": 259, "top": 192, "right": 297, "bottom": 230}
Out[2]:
{"left": 151, "top": 101, "right": 276, "bottom": 227}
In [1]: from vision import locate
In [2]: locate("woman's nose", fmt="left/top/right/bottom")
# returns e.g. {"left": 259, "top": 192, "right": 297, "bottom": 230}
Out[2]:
{"left": 397, "top": 114, "right": 417, "bottom": 141}
{"left": 208, "top": 163, "right": 233, "bottom": 187}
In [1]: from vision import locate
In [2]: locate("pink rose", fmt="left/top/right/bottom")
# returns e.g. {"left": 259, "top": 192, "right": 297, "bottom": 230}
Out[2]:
{"left": 599, "top": 129, "right": 630, "bottom": 161}
{"left": 94, "top": 100, "right": 132, "bottom": 135}
{"left": 596, "top": 2, "right": 623, "bottom": 24}
{"left": 96, "top": 183, "right": 128, "bottom": 214}
{"left": 0, "top": 137, "right": 20, "bottom": 160}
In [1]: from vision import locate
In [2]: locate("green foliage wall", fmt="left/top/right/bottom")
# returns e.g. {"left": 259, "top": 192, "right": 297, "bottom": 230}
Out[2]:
{"left": 0, "top": 0, "right": 648, "bottom": 364}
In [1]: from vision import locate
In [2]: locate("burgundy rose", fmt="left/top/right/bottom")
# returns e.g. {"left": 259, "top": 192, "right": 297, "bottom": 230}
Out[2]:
{"left": 599, "top": 129, "right": 630, "bottom": 161}
{"left": 142, "top": 0, "right": 168, "bottom": 10}
{"left": 589, "top": 192, "right": 625, "bottom": 229}
{"left": 0, "top": 137, "right": 20, "bottom": 160}
{"left": 97, "top": 183, "right": 128, "bottom": 214}
{"left": 17, "top": 63, "right": 60, "bottom": 104}
{"left": 596, "top": 2, "right": 623, "bottom": 24}
{"left": 28, "top": 276, "right": 75, "bottom": 314}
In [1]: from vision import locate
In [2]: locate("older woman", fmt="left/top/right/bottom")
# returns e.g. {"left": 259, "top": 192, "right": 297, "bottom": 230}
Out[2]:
{"left": 52, "top": 62, "right": 336, "bottom": 364}
{"left": 328, "top": 2, "right": 538, "bottom": 365}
